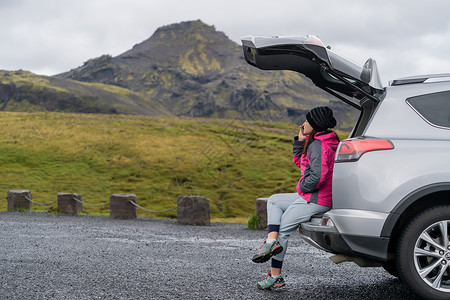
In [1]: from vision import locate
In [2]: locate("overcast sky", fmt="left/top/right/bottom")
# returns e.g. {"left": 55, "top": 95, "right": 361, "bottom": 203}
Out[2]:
{"left": 1, "top": 0, "right": 450, "bottom": 86}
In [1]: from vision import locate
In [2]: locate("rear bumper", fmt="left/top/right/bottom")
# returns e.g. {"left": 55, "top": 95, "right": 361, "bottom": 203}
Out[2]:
{"left": 299, "top": 220, "right": 390, "bottom": 263}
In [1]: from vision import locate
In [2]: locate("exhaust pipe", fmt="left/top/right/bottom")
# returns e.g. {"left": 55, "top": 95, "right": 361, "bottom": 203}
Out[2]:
{"left": 330, "top": 254, "right": 383, "bottom": 267}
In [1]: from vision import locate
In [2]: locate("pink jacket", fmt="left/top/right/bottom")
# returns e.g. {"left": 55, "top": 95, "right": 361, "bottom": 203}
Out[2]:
{"left": 293, "top": 131, "right": 339, "bottom": 207}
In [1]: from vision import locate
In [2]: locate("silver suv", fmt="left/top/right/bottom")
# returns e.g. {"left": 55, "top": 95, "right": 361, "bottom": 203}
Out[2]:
{"left": 242, "top": 35, "right": 450, "bottom": 299}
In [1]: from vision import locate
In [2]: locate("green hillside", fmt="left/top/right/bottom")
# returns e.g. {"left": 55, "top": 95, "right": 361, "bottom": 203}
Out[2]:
{"left": 0, "top": 70, "right": 172, "bottom": 116}
{"left": 0, "top": 112, "right": 348, "bottom": 222}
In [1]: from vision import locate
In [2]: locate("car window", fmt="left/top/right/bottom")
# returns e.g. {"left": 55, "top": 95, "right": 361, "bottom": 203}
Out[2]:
{"left": 406, "top": 90, "right": 450, "bottom": 128}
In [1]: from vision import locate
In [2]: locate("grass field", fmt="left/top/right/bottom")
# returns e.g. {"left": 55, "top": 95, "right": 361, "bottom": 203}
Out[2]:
{"left": 0, "top": 112, "right": 348, "bottom": 222}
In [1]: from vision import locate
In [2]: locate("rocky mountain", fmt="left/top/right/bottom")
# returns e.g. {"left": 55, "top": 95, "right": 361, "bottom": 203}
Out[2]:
{"left": 1, "top": 20, "right": 357, "bottom": 130}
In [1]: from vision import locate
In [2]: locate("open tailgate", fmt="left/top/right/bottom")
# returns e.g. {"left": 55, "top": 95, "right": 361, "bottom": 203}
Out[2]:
{"left": 241, "top": 35, "right": 384, "bottom": 107}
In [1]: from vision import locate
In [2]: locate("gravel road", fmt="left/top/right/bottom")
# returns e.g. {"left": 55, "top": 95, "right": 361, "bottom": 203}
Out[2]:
{"left": 0, "top": 212, "right": 421, "bottom": 299}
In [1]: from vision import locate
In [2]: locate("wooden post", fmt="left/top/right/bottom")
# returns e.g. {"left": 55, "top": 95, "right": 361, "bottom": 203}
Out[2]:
{"left": 256, "top": 197, "right": 268, "bottom": 229}
{"left": 110, "top": 194, "right": 137, "bottom": 218}
{"left": 57, "top": 193, "right": 82, "bottom": 214}
{"left": 7, "top": 190, "right": 32, "bottom": 211}
{"left": 177, "top": 196, "right": 210, "bottom": 225}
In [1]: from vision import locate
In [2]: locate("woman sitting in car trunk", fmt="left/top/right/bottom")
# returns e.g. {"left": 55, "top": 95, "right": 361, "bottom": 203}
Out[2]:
{"left": 252, "top": 106, "right": 340, "bottom": 290}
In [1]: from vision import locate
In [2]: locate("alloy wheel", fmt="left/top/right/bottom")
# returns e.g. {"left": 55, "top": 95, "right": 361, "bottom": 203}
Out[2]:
{"left": 413, "top": 220, "right": 450, "bottom": 292}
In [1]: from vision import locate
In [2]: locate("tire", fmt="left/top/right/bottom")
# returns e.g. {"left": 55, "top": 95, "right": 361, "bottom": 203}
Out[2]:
{"left": 382, "top": 260, "right": 399, "bottom": 278}
{"left": 396, "top": 205, "right": 450, "bottom": 299}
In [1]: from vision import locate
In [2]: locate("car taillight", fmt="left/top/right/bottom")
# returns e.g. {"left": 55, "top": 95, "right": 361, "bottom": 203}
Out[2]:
{"left": 335, "top": 139, "right": 394, "bottom": 162}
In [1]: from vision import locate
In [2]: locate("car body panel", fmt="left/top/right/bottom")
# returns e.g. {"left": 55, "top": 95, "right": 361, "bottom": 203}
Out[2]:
{"left": 241, "top": 35, "right": 383, "bottom": 101}
{"left": 381, "top": 182, "right": 450, "bottom": 237}
{"left": 333, "top": 139, "right": 450, "bottom": 212}
{"left": 324, "top": 209, "right": 389, "bottom": 236}
{"left": 300, "top": 216, "right": 390, "bottom": 261}
{"left": 365, "top": 82, "right": 450, "bottom": 139}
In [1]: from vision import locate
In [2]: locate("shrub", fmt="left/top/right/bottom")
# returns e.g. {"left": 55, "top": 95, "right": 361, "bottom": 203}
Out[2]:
{"left": 247, "top": 213, "right": 261, "bottom": 229}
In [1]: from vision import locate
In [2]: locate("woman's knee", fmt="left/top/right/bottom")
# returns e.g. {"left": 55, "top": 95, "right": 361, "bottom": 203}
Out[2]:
{"left": 267, "top": 194, "right": 281, "bottom": 206}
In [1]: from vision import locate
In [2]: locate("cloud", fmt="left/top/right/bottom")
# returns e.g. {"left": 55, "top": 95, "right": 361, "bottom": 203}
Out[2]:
{"left": 1, "top": 0, "right": 450, "bottom": 85}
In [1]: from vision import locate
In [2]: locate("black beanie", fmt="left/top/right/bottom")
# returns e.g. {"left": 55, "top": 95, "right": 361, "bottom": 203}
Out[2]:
{"left": 306, "top": 106, "right": 337, "bottom": 131}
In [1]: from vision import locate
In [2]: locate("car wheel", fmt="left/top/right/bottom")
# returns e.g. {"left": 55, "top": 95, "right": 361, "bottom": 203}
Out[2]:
{"left": 382, "top": 260, "right": 399, "bottom": 278}
{"left": 397, "top": 205, "right": 450, "bottom": 299}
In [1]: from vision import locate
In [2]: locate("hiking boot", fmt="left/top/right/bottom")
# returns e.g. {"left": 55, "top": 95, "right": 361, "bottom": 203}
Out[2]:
{"left": 252, "top": 239, "right": 283, "bottom": 263}
{"left": 257, "top": 270, "right": 285, "bottom": 290}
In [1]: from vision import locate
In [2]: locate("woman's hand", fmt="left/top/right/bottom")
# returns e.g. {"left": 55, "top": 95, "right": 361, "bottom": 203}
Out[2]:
{"left": 298, "top": 125, "right": 306, "bottom": 141}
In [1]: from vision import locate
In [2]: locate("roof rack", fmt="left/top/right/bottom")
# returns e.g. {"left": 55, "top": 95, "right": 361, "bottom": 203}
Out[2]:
{"left": 390, "top": 73, "right": 450, "bottom": 86}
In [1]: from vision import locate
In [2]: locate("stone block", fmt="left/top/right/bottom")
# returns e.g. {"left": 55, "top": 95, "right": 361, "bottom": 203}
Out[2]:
{"left": 110, "top": 194, "right": 137, "bottom": 218}
{"left": 256, "top": 197, "right": 268, "bottom": 229}
{"left": 7, "top": 190, "right": 32, "bottom": 211}
{"left": 57, "top": 193, "right": 83, "bottom": 214}
{"left": 177, "top": 196, "right": 210, "bottom": 225}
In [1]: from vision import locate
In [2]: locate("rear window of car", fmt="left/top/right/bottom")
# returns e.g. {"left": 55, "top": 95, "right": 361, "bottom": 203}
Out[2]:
{"left": 407, "top": 90, "right": 450, "bottom": 128}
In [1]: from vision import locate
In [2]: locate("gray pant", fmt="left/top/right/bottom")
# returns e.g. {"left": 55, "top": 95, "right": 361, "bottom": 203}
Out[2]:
{"left": 267, "top": 193, "right": 330, "bottom": 262}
